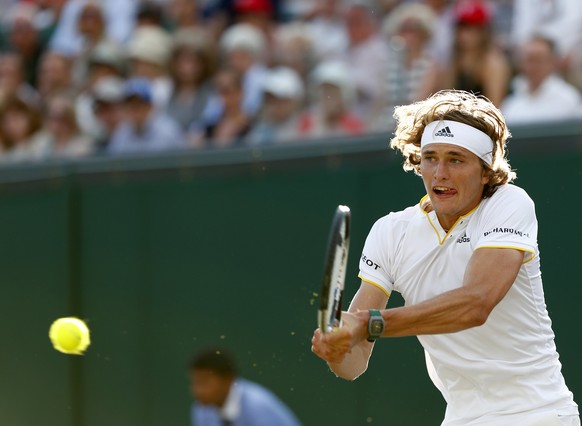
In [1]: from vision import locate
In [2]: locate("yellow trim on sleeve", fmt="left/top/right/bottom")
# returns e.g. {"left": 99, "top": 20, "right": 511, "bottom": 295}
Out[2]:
{"left": 475, "top": 245, "right": 536, "bottom": 264}
{"left": 358, "top": 274, "right": 391, "bottom": 297}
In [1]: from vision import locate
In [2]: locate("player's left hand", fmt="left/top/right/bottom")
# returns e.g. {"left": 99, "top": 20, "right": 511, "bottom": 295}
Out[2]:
{"left": 311, "top": 311, "right": 367, "bottom": 364}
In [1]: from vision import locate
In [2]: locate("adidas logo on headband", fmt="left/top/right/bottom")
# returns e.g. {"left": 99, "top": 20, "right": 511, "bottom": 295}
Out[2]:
{"left": 421, "top": 120, "right": 494, "bottom": 165}
{"left": 434, "top": 126, "right": 454, "bottom": 137}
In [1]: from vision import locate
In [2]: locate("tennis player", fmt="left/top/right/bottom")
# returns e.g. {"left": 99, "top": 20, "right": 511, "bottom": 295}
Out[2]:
{"left": 311, "top": 90, "right": 579, "bottom": 425}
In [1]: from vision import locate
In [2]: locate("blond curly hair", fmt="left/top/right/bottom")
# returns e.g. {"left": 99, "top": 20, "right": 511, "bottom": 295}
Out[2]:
{"left": 390, "top": 90, "right": 516, "bottom": 198}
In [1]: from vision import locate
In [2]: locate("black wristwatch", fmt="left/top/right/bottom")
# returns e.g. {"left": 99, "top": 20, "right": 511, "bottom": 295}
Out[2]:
{"left": 367, "top": 309, "right": 384, "bottom": 342}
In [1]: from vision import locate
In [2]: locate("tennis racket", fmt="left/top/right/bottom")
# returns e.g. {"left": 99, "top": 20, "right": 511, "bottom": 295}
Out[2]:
{"left": 318, "top": 205, "right": 351, "bottom": 333}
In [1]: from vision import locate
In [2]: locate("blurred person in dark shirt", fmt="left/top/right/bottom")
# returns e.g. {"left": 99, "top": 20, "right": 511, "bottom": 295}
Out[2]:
{"left": 0, "top": 3, "right": 47, "bottom": 87}
{"left": 188, "top": 67, "right": 251, "bottom": 149}
{"left": 443, "top": 0, "right": 510, "bottom": 107}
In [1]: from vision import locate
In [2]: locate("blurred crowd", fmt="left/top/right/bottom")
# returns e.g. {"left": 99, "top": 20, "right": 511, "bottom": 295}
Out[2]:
{"left": 0, "top": 0, "right": 582, "bottom": 163}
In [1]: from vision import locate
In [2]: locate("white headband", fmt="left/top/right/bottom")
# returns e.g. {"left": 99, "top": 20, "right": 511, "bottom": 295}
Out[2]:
{"left": 420, "top": 120, "right": 493, "bottom": 165}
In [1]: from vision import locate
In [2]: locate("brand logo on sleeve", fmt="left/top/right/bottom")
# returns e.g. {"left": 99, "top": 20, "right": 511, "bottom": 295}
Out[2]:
{"left": 361, "top": 254, "right": 381, "bottom": 270}
{"left": 483, "top": 227, "right": 530, "bottom": 238}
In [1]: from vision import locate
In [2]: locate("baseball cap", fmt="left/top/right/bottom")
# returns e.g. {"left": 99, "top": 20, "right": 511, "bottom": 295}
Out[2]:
{"left": 454, "top": 0, "right": 492, "bottom": 26}
{"left": 123, "top": 78, "right": 152, "bottom": 103}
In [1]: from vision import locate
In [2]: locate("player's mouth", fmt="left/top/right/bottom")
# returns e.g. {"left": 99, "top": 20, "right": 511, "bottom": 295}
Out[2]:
{"left": 432, "top": 186, "right": 457, "bottom": 198}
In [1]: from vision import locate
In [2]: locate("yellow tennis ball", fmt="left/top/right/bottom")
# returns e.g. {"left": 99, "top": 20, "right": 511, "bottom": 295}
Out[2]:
{"left": 49, "top": 317, "right": 91, "bottom": 355}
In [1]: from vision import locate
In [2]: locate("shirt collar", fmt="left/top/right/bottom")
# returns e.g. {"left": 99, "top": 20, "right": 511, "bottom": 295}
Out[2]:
{"left": 220, "top": 380, "right": 242, "bottom": 421}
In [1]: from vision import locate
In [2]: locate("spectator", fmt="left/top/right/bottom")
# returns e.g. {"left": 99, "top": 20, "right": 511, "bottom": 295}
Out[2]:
{"left": 74, "top": 40, "right": 127, "bottom": 140}
{"left": 0, "top": 52, "right": 41, "bottom": 108}
{"left": 490, "top": 0, "right": 514, "bottom": 51}
{"left": 272, "top": 22, "right": 316, "bottom": 86}
{"left": 219, "top": 23, "right": 269, "bottom": 118}
{"left": 245, "top": 66, "right": 305, "bottom": 146}
{"left": 29, "top": 93, "right": 94, "bottom": 159}
{"left": 70, "top": 1, "right": 117, "bottom": 89}
{"left": 511, "top": 0, "right": 582, "bottom": 61}
{"left": 127, "top": 26, "right": 174, "bottom": 109}
{"left": 34, "top": 0, "right": 68, "bottom": 43}
{"left": 135, "top": 1, "right": 165, "bottom": 28}
{"left": 0, "top": 95, "right": 42, "bottom": 163}
{"left": 233, "top": 0, "right": 277, "bottom": 39}
{"left": 380, "top": 3, "right": 441, "bottom": 131}
{"left": 565, "top": 47, "right": 582, "bottom": 94}
{"left": 303, "top": 0, "right": 348, "bottom": 62}
{"left": 165, "top": 0, "right": 203, "bottom": 32}
{"left": 36, "top": 51, "right": 76, "bottom": 101}
{"left": 501, "top": 36, "right": 582, "bottom": 125}
{"left": 443, "top": 0, "right": 511, "bottom": 107}
{"left": 48, "top": 0, "right": 137, "bottom": 55}
{"left": 188, "top": 347, "right": 302, "bottom": 426}
{"left": 166, "top": 28, "right": 216, "bottom": 131}
{"left": 0, "top": 2, "right": 47, "bottom": 87}
{"left": 85, "top": 40, "right": 127, "bottom": 86}
{"left": 297, "top": 61, "right": 364, "bottom": 139}
{"left": 189, "top": 67, "right": 251, "bottom": 149}
{"left": 422, "top": 0, "right": 455, "bottom": 67}
{"left": 107, "top": 78, "right": 185, "bottom": 155}
{"left": 339, "top": 3, "right": 390, "bottom": 126}
{"left": 90, "top": 76, "right": 125, "bottom": 153}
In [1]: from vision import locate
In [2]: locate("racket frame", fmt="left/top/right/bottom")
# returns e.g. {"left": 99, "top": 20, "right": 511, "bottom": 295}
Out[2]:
{"left": 318, "top": 205, "right": 351, "bottom": 334}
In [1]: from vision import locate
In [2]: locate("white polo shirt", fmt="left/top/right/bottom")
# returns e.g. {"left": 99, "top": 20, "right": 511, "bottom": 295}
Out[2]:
{"left": 358, "top": 184, "right": 578, "bottom": 425}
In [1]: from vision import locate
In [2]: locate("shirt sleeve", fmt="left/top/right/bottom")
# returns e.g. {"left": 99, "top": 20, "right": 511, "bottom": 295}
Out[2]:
{"left": 358, "top": 216, "right": 395, "bottom": 296}
{"left": 473, "top": 186, "right": 538, "bottom": 262}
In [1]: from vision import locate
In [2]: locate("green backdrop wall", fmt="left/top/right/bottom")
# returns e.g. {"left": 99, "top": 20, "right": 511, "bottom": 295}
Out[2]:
{"left": 0, "top": 127, "right": 580, "bottom": 426}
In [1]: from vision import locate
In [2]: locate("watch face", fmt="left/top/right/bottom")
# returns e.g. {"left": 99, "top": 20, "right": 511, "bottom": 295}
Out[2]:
{"left": 370, "top": 320, "right": 383, "bottom": 335}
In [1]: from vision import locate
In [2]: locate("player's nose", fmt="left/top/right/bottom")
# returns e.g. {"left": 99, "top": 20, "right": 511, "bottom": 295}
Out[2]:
{"left": 433, "top": 160, "right": 449, "bottom": 180}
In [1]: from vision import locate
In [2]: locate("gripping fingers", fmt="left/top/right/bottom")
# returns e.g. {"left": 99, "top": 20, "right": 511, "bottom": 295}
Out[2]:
{"left": 311, "top": 328, "right": 351, "bottom": 364}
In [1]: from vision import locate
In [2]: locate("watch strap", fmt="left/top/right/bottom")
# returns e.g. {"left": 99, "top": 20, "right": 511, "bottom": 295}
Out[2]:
{"left": 367, "top": 309, "right": 384, "bottom": 342}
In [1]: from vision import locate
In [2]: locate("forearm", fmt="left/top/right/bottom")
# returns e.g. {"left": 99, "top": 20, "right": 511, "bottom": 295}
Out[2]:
{"left": 327, "top": 342, "right": 372, "bottom": 381}
{"left": 381, "top": 286, "right": 487, "bottom": 337}
{"left": 379, "top": 248, "right": 524, "bottom": 337}
{"left": 325, "top": 286, "right": 485, "bottom": 379}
